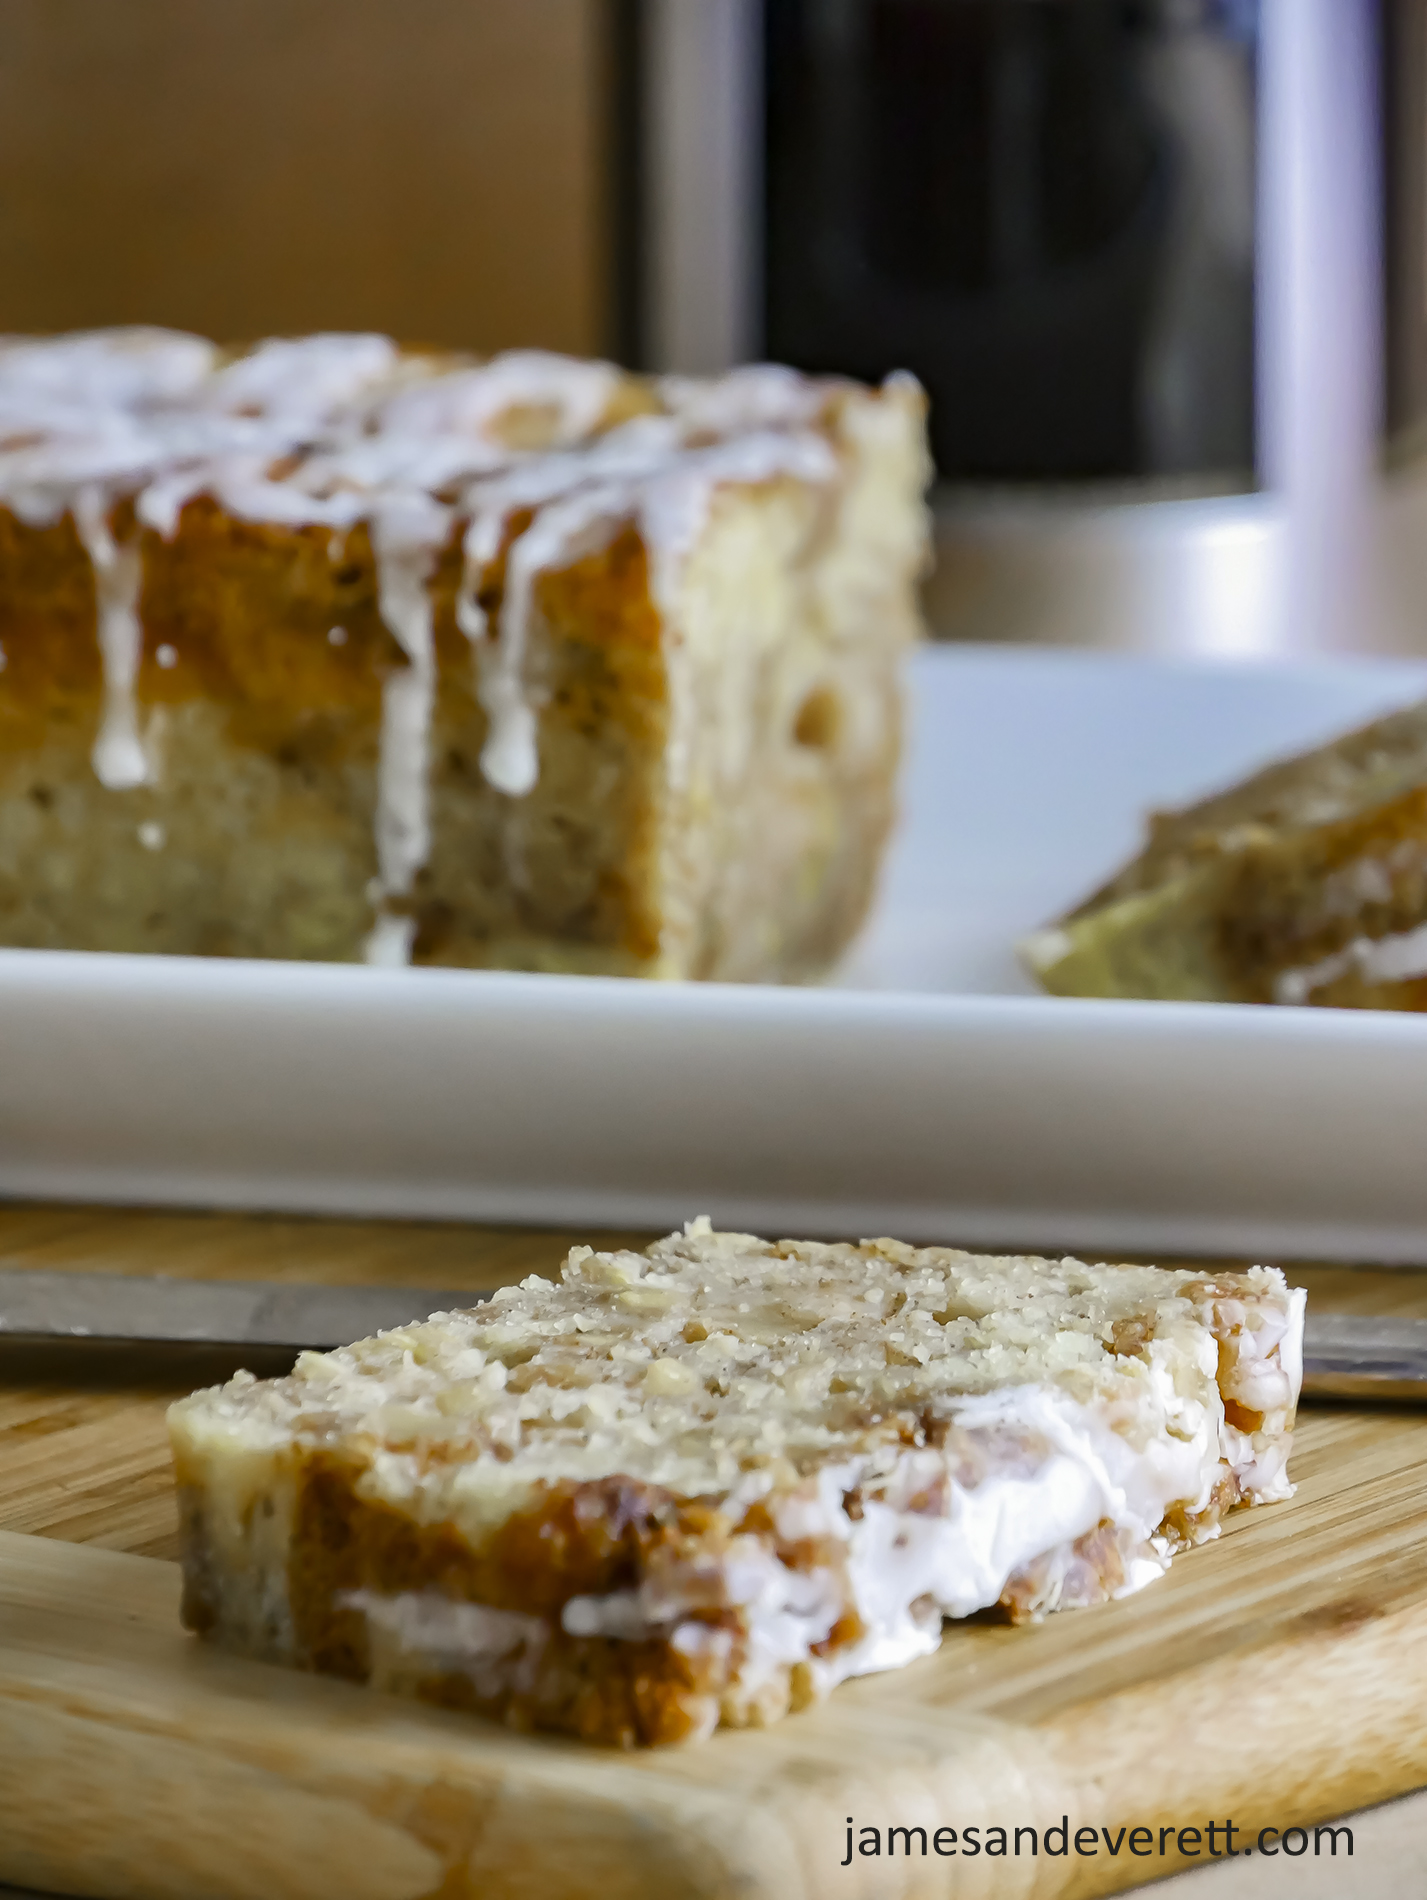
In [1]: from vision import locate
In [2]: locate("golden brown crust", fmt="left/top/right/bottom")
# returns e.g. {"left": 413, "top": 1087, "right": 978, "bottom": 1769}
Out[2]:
{"left": 282, "top": 1461, "right": 808, "bottom": 1747}
{"left": 180, "top": 1465, "right": 724, "bottom": 1748}
{"left": 182, "top": 1440, "right": 1249, "bottom": 1743}
{"left": 0, "top": 490, "right": 904, "bottom": 973}
{"left": 416, "top": 525, "right": 670, "bottom": 967}
{"left": 0, "top": 503, "right": 667, "bottom": 968}
{"left": 0, "top": 507, "right": 103, "bottom": 744}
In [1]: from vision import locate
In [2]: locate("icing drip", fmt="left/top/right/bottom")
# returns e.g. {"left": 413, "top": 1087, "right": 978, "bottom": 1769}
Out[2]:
{"left": 365, "top": 913, "right": 417, "bottom": 968}
{"left": 452, "top": 417, "right": 681, "bottom": 643}
{"left": 638, "top": 430, "right": 839, "bottom": 618}
{"left": 72, "top": 487, "right": 149, "bottom": 790}
{"left": 364, "top": 495, "right": 451, "bottom": 964}
{"left": 455, "top": 422, "right": 839, "bottom": 799}
{"left": 480, "top": 485, "right": 631, "bottom": 797}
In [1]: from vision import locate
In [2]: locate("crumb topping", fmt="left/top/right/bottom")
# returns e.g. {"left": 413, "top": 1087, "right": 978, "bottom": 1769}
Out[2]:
{"left": 174, "top": 1221, "right": 1299, "bottom": 1525}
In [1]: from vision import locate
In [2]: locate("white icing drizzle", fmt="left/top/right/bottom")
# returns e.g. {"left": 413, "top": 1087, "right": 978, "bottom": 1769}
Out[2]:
{"left": 657, "top": 362, "right": 827, "bottom": 437}
{"left": 0, "top": 327, "right": 215, "bottom": 409}
{"left": 0, "top": 328, "right": 856, "bottom": 963}
{"left": 0, "top": 330, "right": 220, "bottom": 527}
{"left": 364, "top": 494, "right": 451, "bottom": 964}
{"left": 72, "top": 485, "right": 149, "bottom": 789}
{"left": 199, "top": 332, "right": 399, "bottom": 423}
{"left": 378, "top": 350, "right": 619, "bottom": 445}
{"left": 450, "top": 417, "right": 681, "bottom": 656}
{"left": 456, "top": 423, "right": 839, "bottom": 798}
{"left": 479, "top": 483, "right": 629, "bottom": 796}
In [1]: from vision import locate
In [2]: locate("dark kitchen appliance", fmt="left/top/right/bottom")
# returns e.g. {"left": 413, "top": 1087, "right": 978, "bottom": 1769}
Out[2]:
{"left": 762, "top": 0, "right": 1259, "bottom": 481}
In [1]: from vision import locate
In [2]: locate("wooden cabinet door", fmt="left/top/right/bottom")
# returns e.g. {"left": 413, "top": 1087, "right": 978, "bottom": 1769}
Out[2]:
{"left": 0, "top": 0, "right": 610, "bottom": 356}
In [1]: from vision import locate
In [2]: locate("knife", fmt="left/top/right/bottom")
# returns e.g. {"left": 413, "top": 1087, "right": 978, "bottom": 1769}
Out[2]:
{"left": 0, "top": 1270, "right": 1423, "bottom": 1402}
{"left": 1295, "top": 1311, "right": 1427, "bottom": 1403}
{"left": 0, "top": 1269, "right": 486, "bottom": 1352}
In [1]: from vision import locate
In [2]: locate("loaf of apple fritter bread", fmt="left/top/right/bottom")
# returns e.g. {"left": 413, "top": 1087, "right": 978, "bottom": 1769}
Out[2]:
{"left": 1022, "top": 696, "right": 1427, "bottom": 1007}
{"left": 0, "top": 330, "right": 929, "bottom": 974}
{"left": 168, "top": 1223, "right": 1304, "bottom": 1747}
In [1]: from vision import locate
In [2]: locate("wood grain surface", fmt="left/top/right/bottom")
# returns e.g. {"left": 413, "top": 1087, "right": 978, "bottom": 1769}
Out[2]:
{"left": 1, "top": 1202, "right": 1425, "bottom": 1900}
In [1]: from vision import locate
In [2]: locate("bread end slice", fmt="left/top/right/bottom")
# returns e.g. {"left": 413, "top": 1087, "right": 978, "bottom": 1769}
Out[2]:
{"left": 1022, "top": 697, "right": 1427, "bottom": 1006}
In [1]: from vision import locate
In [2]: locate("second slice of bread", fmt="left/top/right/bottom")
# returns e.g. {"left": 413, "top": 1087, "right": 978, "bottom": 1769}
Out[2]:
{"left": 1022, "top": 697, "right": 1427, "bottom": 1006}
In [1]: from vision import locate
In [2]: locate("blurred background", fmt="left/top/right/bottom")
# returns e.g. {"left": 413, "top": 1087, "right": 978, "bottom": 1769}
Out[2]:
{"left": 0, "top": 0, "right": 1419, "bottom": 656}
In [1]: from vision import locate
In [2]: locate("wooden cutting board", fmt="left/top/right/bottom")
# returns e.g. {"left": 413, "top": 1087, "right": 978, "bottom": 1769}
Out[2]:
{"left": 1, "top": 1207, "right": 1426, "bottom": 1900}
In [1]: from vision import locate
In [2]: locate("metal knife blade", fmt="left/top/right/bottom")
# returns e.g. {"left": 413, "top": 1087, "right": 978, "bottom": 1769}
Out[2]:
{"left": 0, "top": 1270, "right": 486, "bottom": 1351}
{"left": 1299, "top": 1311, "right": 1427, "bottom": 1402}
{"left": 0, "top": 1271, "right": 1424, "bottom": 1401}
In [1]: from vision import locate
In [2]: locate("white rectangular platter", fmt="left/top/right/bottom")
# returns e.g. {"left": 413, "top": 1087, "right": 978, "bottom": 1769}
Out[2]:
{"left": 4, "top": 645, "right": 1427, "bottom": 1262}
